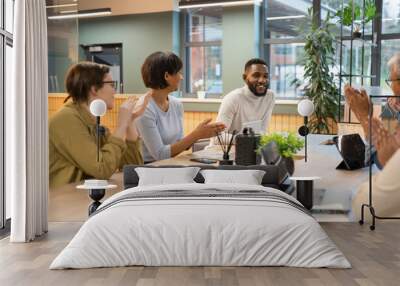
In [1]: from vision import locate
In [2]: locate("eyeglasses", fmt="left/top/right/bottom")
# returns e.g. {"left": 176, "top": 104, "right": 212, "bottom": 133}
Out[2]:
{"left": 385, "top": 79, "right": 400, "bottom": 88}
{"left": 102, "top": 80, "right": 118, "bottom": 89}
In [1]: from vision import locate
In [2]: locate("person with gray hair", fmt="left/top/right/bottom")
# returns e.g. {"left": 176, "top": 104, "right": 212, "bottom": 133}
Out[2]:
{"left": 345, "top": 53, "right": 400, "bottom": 169}
{"left": 344, "top": 54, "right": 400, "bottom": 222}
{"left": 368, "top": 53, "right": 400, "bottom": 168}
{"left": 345, "top": 53, "right": 400, "bottom": 221}
{"left": 386, "top": 52, "right": 400, "bottom": 119}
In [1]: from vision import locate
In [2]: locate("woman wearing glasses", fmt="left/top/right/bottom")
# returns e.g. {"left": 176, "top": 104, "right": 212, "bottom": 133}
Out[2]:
{"left": 49, "top": 62, "right": 148, "bottom": 188}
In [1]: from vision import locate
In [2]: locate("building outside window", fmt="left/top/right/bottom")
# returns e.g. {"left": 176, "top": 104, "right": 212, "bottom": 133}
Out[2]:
{"left": 264, "top": 0, "right": 398, "bottom": 99}
{"left": 184, "top": 8, "right": 223, "bottom": 98}
{"left": 264, "top": 0, "right": 312, "bottom": 99}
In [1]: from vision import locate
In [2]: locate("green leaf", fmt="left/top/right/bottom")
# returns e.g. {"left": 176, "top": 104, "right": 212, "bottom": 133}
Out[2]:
{"left": 258, "top": 133, "right": 305, "bottom": 158}
{"left": 365, "top": 2, "right": 376, "bottom": 23}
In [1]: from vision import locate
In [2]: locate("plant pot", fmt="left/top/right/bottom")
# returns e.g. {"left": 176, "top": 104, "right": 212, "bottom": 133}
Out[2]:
{"left": 197, "top": 91, "right": 206, "bottom": 99}
{"left": 282, "top": 157, "right": 295, "bottom": 176}
{"left": 352, "top": 31, "right": 362, "bottom": 39}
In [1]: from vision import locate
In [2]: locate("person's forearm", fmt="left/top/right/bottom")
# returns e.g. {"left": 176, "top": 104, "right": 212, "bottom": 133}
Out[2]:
{"left": 113, "top": 123, "right": 128, "bottom": 140}
{"left": 360, "top": 120, "right": 370, "bottom": 140}
{"left": 170, "top": 132, "right": 199, "bottom": 157}
{"left": 126, "top": 122, "right": 139, "bottom": 141}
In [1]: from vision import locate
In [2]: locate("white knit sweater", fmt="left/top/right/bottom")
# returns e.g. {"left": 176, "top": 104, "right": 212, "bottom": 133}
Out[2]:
{"left": 216, "top": 85, "right": 275, "bottom": 134}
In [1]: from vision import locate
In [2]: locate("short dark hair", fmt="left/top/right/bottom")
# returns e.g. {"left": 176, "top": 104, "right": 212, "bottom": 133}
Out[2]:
{"left": 64, "top": 62, "right": 109, "bottom": 103}
{"left": 244, "top": 58, "right": 268, "bottom": 72}
{"left": 141, "top": 51, "right": 183, "bottom": 89}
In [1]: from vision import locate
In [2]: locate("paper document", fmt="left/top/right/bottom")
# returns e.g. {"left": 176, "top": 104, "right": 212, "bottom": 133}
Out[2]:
{"left": 242, "top": 120, "right": 263, "bottom": 134}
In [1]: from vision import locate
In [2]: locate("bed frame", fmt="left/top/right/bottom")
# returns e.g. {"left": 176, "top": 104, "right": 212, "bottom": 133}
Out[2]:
{"left": 123, "top": 164, "right": 294, "bottom": 193}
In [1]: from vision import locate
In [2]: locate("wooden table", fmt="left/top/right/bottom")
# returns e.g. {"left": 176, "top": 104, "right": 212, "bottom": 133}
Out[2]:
{"left": 150, "top": 147, "right": 229, "bottom": 166}
{"left": 50, "top": 136, "right": 368, "bottom": 222}
{"left": 150, "top": 146, "right": 304, "bottom": 166}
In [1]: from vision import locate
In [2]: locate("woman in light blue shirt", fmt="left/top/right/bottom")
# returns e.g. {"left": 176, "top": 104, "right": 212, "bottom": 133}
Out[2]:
{"left": 136, "top": 52, "right": 225, "bottom": 163}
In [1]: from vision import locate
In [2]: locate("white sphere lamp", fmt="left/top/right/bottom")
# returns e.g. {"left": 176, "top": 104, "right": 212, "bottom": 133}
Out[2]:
{"left": 89, "top": 99, "right": 107, "bottom": 117}
{"left": 89, "top": 99, "right": 107, "bottom": 163}
{"left": 297, "top": 99, "right": 314, "bottom": 117}
{"left": 297, "top": 99, "right": 314, "bottom": 162}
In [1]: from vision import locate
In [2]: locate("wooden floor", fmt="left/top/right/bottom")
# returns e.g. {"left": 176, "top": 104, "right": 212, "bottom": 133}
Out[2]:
{"left": 1, "top": 175, "right": 399, "bottom": 285}
{"left": 1, "top": 221, "right": 400, "bottom": 286}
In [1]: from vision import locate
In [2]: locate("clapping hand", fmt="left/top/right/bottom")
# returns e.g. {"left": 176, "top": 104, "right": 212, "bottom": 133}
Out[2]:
{"left": 118, "top": 97, "right": 138, "bottom": 128}
{"left": 131, "top": 93, "right": 151, "bottom": 120}
{"left": 119, "top": 95, "right": 150, "bottom": 141}
{"left": 388, "top": 97, "right": 400, "bottom": 113}
{"left": 194, "top": 118, "right": 226, "bottom": 140}
{"left": 344, "top": 84, "right": 371, "bottom": 122}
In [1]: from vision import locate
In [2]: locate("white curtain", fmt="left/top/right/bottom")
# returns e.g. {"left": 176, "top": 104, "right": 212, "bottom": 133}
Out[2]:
{"left": 7, "top": 0, "right": 49, "bottom": 242}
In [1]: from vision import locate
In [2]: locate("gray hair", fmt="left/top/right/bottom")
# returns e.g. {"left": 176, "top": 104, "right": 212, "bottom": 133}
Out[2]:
{"left": 388, "top": 53, "right": 400, "bottom": 77}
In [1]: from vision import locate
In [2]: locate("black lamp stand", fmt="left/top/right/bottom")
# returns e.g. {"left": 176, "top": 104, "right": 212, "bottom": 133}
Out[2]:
{"left": 298, "top": 116, "right": 309, "bottom": 162}
{"left": 88, "top": 116, "right": 106, "bottom": 216}
{"left": 88, "top": 189, "right": 105, "bottom": 215}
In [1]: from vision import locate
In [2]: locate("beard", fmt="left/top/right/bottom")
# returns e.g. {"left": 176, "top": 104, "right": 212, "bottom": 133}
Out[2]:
{"left": 247, "top": 81, "right": 269, "bottom": 97}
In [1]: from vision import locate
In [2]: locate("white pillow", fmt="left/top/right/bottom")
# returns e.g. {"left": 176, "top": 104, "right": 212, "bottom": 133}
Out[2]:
{"left": 135, "top": 167, "right": 201, "bottom": 186}
{"left": 200, "top": 169, "right": 266, "bottom": 185}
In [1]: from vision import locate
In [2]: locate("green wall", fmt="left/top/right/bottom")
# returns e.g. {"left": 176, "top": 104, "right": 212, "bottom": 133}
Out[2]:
{"left": 222, "top": 6, "right": 257, "bottom": 95}
{"left": 79, "top": 12, "right": 174, "bottom": 93}
{"left": 79, "top": 8, "right": 259, "bottom": 96}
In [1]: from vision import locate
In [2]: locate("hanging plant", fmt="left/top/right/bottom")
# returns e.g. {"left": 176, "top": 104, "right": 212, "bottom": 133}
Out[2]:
{"left": 292, "top": 8, "right": 339, "bottom": 134}
{"left": 335, "top": 0, "right": 377, "bottom": 38}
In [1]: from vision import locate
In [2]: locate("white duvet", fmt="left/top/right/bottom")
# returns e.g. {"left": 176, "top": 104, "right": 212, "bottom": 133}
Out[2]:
{"left": 50, "top": 183, "right": 351, "bottom": 269}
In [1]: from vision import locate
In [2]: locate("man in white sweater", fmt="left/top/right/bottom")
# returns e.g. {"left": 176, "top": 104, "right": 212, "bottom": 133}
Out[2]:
{"left": 216, "top": 58, "right": 275, "bottom": 134}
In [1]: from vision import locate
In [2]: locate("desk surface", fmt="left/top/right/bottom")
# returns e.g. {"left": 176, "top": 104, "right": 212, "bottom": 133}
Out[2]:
{"left": 50, "top": 135, "right": 368, "bottom": 222}
{"left": 150, "top": 146, "right": 304, "bottom": 166}
{"left": 149, "top": 147, "right": 226, "bottom": 166}
{"left": 152, "top": 136, "right": 370, "bottom": 214}
{"left": 293, "top": 134, "right": 377, "bottom": 213}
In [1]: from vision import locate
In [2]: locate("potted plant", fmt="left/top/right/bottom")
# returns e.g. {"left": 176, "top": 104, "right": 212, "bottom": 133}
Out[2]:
{"left": 193, "top": 79, "right": 206, "bottom": 99}
{"left": 258, "top": 133, "right": 304, "bottom": 175}
{"left": 353, "top": 24, "right": 362, "bottom": 39}
{"left": 292, "top": 8, "right": 339, "bottom": 134}
{"left": 335, "top": 0, "right": 376, "bottom": 39}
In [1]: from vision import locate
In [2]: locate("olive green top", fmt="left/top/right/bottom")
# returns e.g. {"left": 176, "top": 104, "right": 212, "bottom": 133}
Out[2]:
{"left": 49, "top": 102, "right": 143, "bottom": 189}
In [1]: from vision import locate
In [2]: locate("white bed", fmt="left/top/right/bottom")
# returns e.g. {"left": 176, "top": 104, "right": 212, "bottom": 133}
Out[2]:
{"left": 50, "top": 183, "right": 351, "bottom": 269}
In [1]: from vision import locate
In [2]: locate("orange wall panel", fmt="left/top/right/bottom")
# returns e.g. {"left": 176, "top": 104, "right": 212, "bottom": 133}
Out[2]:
{"left": 49, "top": 95, "right": 328, "bottom": 135}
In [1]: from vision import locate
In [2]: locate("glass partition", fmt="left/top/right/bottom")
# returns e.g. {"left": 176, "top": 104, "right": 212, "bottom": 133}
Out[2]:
{"left": 264, "top": 0, "right": 311, "bottom": 40}
{"left": 46, "top": 1, "right": 79, "bottom": 93}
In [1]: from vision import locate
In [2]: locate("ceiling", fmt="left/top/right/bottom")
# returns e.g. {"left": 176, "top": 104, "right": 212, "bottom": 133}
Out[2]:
{"left": 46, "top": 0, "right": 179, "bottom": 16}
{"left": 79, "top": 0, "right": 179, "bottom": 15}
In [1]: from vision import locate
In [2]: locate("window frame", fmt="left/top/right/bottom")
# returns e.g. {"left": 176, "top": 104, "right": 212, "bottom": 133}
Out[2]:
{"left": 0, "top": 0, "right": 13, "bottom": 232}
{"left": 263, "top": 0, "right": 400, "bottom": 100}
{"left": 180, "top": 1, "right": 400, "bottom": 100}
{"left": 183, "top": 10, "right": 223, "bottom": 98}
